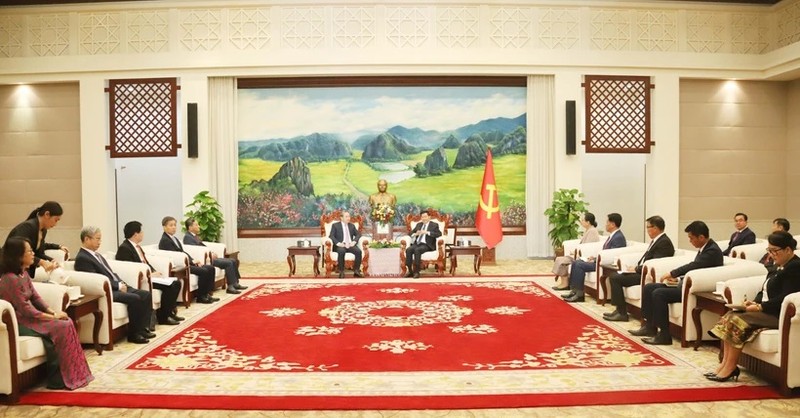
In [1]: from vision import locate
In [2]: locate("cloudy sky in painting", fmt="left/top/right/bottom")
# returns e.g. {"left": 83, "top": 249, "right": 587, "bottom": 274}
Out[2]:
{"left": 237, "top": 86, "right": 526, "bottom": 142}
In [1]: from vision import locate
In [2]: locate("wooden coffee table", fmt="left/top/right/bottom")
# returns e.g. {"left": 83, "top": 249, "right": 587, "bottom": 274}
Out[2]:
{"left": 287, "top": 245, "right": 321, "bottom": 277}
{"left": 449, "top": 245, "right": 483, "bottom": 276}
{"left": 66, "top": 294, "right": 103, "bottom": 355}
{"left": 692, "top": 291, "right": 730, "bottom": 351}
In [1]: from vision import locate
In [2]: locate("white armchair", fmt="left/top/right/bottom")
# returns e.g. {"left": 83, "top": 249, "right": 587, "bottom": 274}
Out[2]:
{"left": 730, "top": 242, "right": 768, "bottom": 262}
{"left": 677, "top": 260, "right": 767, "bottom": 347}
{"left": 590, "top": 242, "right": 649, "bottom": 304}
{"left": 1, "top": 282, "right": 69, "bottom": 403}
{"left": 183, "top": 244, "right": 226, "bottom": 289}
{"left": 398, "top": 209, "right": 451, "bottom": 276}
{"left": 142, "top": 245, "right": 194, "bottom": 308}
{"left": 320, "top": 211, "right": 370, "bottom": 277}
{"left": 723, "top": 277, "right": 800, "bottom": 395}
{"left": 63, "top": 260, "right": 146, "bottom": 351}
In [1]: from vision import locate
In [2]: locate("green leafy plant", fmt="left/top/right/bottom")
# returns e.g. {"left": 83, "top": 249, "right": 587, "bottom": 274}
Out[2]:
{"left": 184, "top": 191, "right": 225, "bottom": 242}
{"left": 543, "top": 188, "right": 590, "bottom": 251}
{"left": 369, "top": 239, "right": 401, "bottom": 249}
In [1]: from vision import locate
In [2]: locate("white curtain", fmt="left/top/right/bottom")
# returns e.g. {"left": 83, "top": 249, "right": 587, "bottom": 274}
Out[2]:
{"left": 526, "top": 75, "right": 555, "bottom": 257}
{"left": 208, "top": 77, "right": 238, "bottom": 250}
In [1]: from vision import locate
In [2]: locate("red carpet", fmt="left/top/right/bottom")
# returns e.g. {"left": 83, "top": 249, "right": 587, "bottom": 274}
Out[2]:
{"left": 18, "top": 280, "right": 783, "bottom": 409}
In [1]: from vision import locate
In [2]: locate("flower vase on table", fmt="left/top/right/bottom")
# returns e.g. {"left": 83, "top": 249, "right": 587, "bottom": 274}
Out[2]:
{"left": 370, "top": 203, "right": 396, "bottom": 241}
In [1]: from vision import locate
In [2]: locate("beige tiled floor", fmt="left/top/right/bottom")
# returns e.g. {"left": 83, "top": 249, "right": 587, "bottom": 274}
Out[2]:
{"left": 2, "top": 259, "right": 799, "bottom": 417}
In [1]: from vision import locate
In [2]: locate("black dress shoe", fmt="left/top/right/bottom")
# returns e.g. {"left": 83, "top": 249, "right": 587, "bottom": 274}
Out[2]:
{"left": 141, "top": 330, "right": 156, "bottom": 339}
{"left": 233, "top": 284, "right": 248, "bottom": 290}
{"left": 226, "top": 288, "right": 241, "bottom": 294}
{"left": 564, "top": 294, "right": 584, "bottom": 303}
{"left": 209, "top": 296, "right": 220, "bottom": 302}
{"left": 561, "top": 291, "right": 576, "bottom": 299}
{"left": 353, "top": 272, "right": 364, "bottom": 278}
{"left": 628, "top": 325, "right": 657, "bottom": 337}
{"left": 603, "top": 312, "right": 629, "bottom": 322}
{"left": 404, "top": 271, "right": 414, "bottom": 278}
{"left": 158, "top": 318, "right": 180, "bottom": 326}
{"left": 170, "top": 314, "right": 185, "bottom": 321}
{"left": 197, "top": 296, "right": 213, "bottom": 304}
{"left": 413, "top": 272, "right": 420, "bottom": 279}
{"left": 642, "top": 334, "right": 673, "bottom": 345}
{"left": 338, "top": 271, "right": 345, "bottom": 278}
{"left": 128, "top": 335, "right": 149, "bottom": 344}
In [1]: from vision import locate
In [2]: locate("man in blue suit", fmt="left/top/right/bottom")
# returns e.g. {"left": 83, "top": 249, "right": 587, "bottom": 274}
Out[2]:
{"left": 563, "top": 213, "right": 627, "bottom": 303}
{"left": 721, "top": 212, "right": 756, "bottom": 256}
{"left": 329, "top": 211, "right": 363, "bottom": 278}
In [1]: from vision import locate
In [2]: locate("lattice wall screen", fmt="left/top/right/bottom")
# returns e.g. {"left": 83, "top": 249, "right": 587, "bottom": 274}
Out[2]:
{"left": 107, "top": 78, "right": 179, "bottom": 158}
{"left": 583, "top": 75, "right": 653, "bottom": 153}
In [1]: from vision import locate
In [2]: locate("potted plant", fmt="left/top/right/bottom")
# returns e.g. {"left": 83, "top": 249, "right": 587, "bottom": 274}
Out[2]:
{"left": 543, "top": 188, "right": 590, "bottom": 255}
{"left": 184, "top": 191, "right": 225, "bottom": 242}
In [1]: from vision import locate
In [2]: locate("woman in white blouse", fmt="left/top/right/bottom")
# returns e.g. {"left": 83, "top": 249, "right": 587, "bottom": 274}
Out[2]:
{"left": 551, "top": 212, "right": 600, "bottom": 290}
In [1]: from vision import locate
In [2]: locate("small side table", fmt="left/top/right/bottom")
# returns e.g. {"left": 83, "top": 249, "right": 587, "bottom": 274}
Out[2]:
{"left": 66, "top": 294, "right": 103, "bottom": 355}
{"left": 287, "top": 245, "right": 321, "bottom": 277}
{"left": 692, "top": 291, "right": 730, "bottom": 351}
{"left": 449, "top": 245, "right": 483, "bottom": 276}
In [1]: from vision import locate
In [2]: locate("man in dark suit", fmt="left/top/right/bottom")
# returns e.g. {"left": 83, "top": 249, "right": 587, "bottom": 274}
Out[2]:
{"left": 722, "top": 212, "right": 756, "bottom": 256}
{"left": 404, "top": 210, "right": 442, "bottom": 279}
{"left": 116, "top": 220, "right": 183, "bottom": 325}
{"left": 158, "top": 216, "right": 218, "bottom": 304}
{"left": 630, "top": 220, "right": 724, "bottom": 345}
{"left": 74, "top": 226, "right": 154, "bottom": 344}
{"left": 564, "top": 213, "right": 627, "bottom": 303}
{"left": 183, "top": 218, "right": 247, "bottom": 294}
{"left": 329, "top": 211, "right": 363, "bottom": 278}
{"left": 603, "top": 215, "right": 676, "bottom": 321}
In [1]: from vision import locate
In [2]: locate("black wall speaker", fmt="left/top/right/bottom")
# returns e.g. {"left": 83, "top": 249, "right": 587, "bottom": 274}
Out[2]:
{"left": 187, "top": 103, "right": 198, "bottom": 159}
{"left": 565, "top": 100, "right": 576, "bottom": 155}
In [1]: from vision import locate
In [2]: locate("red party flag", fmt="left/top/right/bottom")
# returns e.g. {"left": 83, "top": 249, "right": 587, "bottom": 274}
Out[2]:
{"left": 476, "top": 149, "right": 503, "bottom": 249}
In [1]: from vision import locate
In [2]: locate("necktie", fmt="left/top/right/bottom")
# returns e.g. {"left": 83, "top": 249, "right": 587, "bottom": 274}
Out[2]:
{"left": 602, "top": 235, "right": 611, "bottom": 249}
{"left": 172, "top": 235, "right": 183, "bottom": 250}
{"left": 94, "top": 252, "right": 121, "bottom": 284}
{"left": 342, "top": 223, "right": 351, "bottom": 245}
{"left": 732, "top": 231, "right": 740, "bottom": 243}
{"left": 136, "top": 244, "right": 154, "bottom": 271}
{"left": 417, "top": 223, "right": 428, "bottom": 244}
{"left": 637, "top": 237, "right": 656, "bottom": 266}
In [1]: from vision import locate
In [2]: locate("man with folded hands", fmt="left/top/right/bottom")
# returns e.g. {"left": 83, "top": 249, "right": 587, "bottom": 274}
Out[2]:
{"left": 603, "top": 215, "right": 675, "bottom": 322}
{"left": 629, "top": 220, "right": 723, "bottom": 345}
{"left": 158, "top": 216, "right": 218, "bottom": 304}
{"left": 74, "top": 226, "right": 155, "bottom": 345}
{"left": 115, "top": 220, "right": 183, "bottom": 326}
{"left": 183, "top": 217, "right": 247, "bottom": 294}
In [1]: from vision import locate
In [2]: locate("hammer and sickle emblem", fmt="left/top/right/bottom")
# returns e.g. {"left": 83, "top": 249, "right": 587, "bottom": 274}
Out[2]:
{"left": 479, "top": 184, "right": 500, "bottom": 219}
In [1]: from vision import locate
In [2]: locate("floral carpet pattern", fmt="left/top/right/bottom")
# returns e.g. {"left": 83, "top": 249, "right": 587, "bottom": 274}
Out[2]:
{"left": 16, "top": 276, "right": 783, "bottom": 409}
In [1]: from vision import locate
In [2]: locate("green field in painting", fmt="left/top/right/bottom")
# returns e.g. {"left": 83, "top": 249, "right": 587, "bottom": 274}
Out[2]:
{"left": 238, "top": 151, "right": 525, "bottom": 212}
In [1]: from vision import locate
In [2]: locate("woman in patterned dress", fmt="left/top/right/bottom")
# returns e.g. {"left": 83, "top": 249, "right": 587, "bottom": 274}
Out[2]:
{"left": 551, "top": 212, "right": 600, "bottom": 290}
{"left": 0, "top": 237, "right": 93, "bottom": 390}
{"left": 706, "top": 231, "right": 800, "bottom": 382}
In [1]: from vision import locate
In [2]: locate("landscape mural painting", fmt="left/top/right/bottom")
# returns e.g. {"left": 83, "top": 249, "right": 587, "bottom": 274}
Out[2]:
{"left": 237, "top": 84, "right": 527, "bottom": 231}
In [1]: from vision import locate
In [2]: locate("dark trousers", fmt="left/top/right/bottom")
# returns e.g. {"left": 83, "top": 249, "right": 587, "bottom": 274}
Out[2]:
{"left": 114, "top": 287, "right": 152, "bottom": 336}
{"left": 211, "top": 258, "right": 242, "bottom": 285}
{"left": 190, "top": 265, "right": 216, "bottom": 295}
{"left": 153, "top": 280, "right": 181, "bottom": 321}
{"left": 405, "top": 243, "right": 432, "bottom": 273}
{"left": 641, "top": 282, "right": 681, "bottom": 333}
{"left": 609, "top": 272, "right": 641, "bottom": 311}
{"left": 335, "top": 245, "right": 362, "bottom": 272}
{"left": 568, "top": 259, "right": 596, "bottom": 292}
{"left": 213, "top": 257, "right": 240, "bottom": 285}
